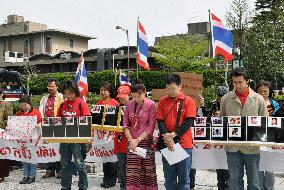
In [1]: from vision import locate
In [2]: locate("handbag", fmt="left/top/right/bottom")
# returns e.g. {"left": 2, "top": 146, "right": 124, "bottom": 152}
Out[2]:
{"left": 157, "top": 97, "right": 185, "bottom": 151}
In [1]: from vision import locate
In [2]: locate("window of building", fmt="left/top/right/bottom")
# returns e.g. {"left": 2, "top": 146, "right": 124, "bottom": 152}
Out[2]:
{"left": 45, "top": 34, "right": 51, "bottom": 54}
{"left": 2, "top": 40, "right": 6, "bottom": 56}
{"left": 7, "top": 40, "right": 12, "bottom": 51}
{"left": 24, "top": 38, "right": 29, "bottom": 57}
{"left": 29, "top": 37, "right": 34, "bottom": 56}
{"left": 70, "top": 39, "right": 73, "bottom": 48}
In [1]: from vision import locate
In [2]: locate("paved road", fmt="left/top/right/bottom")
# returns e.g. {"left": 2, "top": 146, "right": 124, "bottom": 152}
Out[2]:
{"left": 1, "top": 164, "right": 284, "bottom": 190}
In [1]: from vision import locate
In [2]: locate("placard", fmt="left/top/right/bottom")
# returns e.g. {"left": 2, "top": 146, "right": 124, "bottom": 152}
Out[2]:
{"left": 193, "top": 116, "right": 284, "bottom": 145}
{"left": 91, "top": 105, "right": 124, "bottom": 132}
{"left": 41, "top": 116, "right": 92, "bottom": 143}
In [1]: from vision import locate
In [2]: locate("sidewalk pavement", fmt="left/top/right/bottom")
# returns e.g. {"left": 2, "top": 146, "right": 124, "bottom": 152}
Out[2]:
{"left": 1, "top": 164, "right": 284, "bottom": 189}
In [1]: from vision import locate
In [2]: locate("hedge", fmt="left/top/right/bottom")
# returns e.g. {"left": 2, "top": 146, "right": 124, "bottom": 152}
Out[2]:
{"left": 23, "top": 69, "right": 225, "bottom": 96}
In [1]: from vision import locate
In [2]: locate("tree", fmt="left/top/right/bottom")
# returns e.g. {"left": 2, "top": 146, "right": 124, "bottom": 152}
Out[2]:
{"left": 21, "top": 62, "right": 38, "bottom": 95}
{"left": 244, "top": 0, "right": 284, "bottom": 82}
{"left": 153, "top": 34, "right": 212, "bottom": 72}
{"left": 225, "top": 0, "right": 252, "bottom": 60}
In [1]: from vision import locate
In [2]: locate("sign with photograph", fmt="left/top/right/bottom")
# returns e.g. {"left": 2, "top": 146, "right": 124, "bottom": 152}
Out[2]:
{"left": 41, "top": 116, "right": 92, "bottom": 142}
{"left": 193, "top": 116, "right": 284, "bottom": 145}
{"left": 91, "top": 105, "right": 124, "bottom": 132}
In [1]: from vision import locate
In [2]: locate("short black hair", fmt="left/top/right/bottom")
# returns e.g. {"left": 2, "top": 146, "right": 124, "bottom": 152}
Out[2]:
{"left": 230, "top": 67, "right": 249, "bottom": 81}
{"left": 166, "top": 74, "right": 182, "bottom": 86}
{"left": 47, "top": 78, "right": 59, "bottom": 86}
{"left": 100, "top": 81, "right": 113, "bottom": 95}
{"left": 62, "top": 80, "right": 80, "bottom": 97}
{"left": 131, "top": 79, "right": 146, "bottom": 94}
{"left": 19, "top": 94, "right": 32, "bottom": 105}
{"left": 255, "top": 80, "right": 273, "bottom": 97}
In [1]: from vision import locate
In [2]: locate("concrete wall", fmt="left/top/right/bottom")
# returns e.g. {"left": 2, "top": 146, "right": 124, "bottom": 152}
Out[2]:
{"left": 51, "top": 33, "right": 88, "bottom": 55}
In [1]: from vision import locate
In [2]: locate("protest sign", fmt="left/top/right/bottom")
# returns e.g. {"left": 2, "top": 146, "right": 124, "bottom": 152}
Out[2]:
{"left": 6, "top": 116, "right": 39, "bottom": 141}
{"left": 85, "top": 130, "right": 117, "bottom": 163}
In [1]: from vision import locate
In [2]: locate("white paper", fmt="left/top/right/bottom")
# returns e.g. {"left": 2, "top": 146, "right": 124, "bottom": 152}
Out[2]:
{"left": 130, "top": 147, "right": 147, "bottom": 158}
{"left": 160, "top": 143, "right": 189, "bottom": 165}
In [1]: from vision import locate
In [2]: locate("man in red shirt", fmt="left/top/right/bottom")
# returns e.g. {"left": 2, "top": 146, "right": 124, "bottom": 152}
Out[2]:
{"left": 157, "top": 74, "right": 196, "bottom": 190}
{"left": 220, "top": 68, "right": 268, "bottom": 190}
{"left": 39, "top": 78, "right": 64, "bottom": 179}
{"left": 57, "top": 81, "right": 90, "bottom": 190}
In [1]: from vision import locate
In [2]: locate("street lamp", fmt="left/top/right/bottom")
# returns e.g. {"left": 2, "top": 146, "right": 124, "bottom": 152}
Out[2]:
{"left": 116, "top": 25, "right": 130, "bottom": 73}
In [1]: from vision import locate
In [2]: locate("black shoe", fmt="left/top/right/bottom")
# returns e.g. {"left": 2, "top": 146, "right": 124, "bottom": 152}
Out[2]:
{"left": 19, "top": 177, "right": 29, "bottom": 184}
{"left": 100, "top": 182, "right": 116, "bottom": 188}
{"left": 26, "top": 177, "right": 35, "bottom": 184}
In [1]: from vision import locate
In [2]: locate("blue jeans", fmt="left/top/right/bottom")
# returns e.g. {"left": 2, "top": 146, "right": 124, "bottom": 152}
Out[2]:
{"left": 60, "top": 143, "right": 88, "bottom": 190}
{"left": 259, "top": 171, "right": 275, "bottom": 190}
{"left": 117, "top": 153, "right": 126, "bottom": 190}
{"left": 226, "top": 151, "right": 261, "bottom": 190}
{"left": 22, "top": 162, "right": 37, "bottom": 177}
{"left": 162, "top": 148, "right": 192, "bottom": 190}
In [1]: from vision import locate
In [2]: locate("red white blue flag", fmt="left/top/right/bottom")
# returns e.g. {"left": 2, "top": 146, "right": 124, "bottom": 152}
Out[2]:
{"left": 137, "top": 20, "right": 150, "bottom": 70}
{"left": 211, "top": 13, "right": 233, "bottom": 61}
{"left": 74, "top": 54, "right": 88, "bottom": 102}
{"left": 119, "top": 71, "right": 131, "bottom": 86}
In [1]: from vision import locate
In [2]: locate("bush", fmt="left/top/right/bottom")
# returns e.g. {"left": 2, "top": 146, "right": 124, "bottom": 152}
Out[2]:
{"left": 22, "top": 70, "right": 226, "bottom": 97}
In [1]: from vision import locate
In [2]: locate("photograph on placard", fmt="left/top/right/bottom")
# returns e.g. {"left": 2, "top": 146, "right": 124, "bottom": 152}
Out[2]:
{"left": 65, "top": 117, "right": 75, "bottom": 125}
{"left": 79, "top": 116, "right": 88, "bottom": 125}
{"left": 228, "top": 116, "right": 241, "bottom": 126}
{"left": 194, "top": 127, "right": 206, "bottom": 137}
{"left": 91, "top": 105, "right": 102, "bottom": 113}
{"left": 211, "top": 117, "right": 223, "bottom": 126}
{"left": 229, "top": 127, "right": 242, "bottom": 137}
{"left": 42, "top": 117, "right": 50, "bottom": 126}
{"left": 212, "top": 127, "right": 223, "bottom": 137}
{"left": 52, "top": 117, "right": 62, "bottom": 126}
{"left": 194, "top": 117, "right": 207, "bottom": 126}
{"left": 248, "top": 116, "right": 261, "bottom": 126}
{"left": 268, "top": 117, "right": 281, "bottom": 128}
{"left": 106, "top": 106, "right": 116, "bottom": 115}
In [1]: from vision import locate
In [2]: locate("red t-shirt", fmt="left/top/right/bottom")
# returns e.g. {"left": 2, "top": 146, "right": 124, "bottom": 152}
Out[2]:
{"left": 17, "top": 108, "right": 42, "bottom": 124}
{"left": 235, "top": 88, "right": 249, "bottom": 108}
{"left": 157, "top": 92, "right": 196, "bottom": 148}
{"left": 96, "top": 98, "right": 127, "bottom": 154}
{"left": 57, "top": 98, "right": 90, "bottom": 117}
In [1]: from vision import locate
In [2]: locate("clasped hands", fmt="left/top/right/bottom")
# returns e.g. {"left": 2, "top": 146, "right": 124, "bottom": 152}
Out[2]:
{"left": 162, "top": 132, "right": 176, "bottom": 152}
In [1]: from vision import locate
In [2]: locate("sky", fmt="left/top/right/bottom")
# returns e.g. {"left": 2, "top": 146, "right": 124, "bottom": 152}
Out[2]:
{"left": 0, "top": 0, "right": 255, "bottom": 49}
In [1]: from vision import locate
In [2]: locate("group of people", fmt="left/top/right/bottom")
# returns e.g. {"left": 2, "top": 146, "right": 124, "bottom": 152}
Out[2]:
{"left": 0, "top": 67, "right": 282, "bottom": 190}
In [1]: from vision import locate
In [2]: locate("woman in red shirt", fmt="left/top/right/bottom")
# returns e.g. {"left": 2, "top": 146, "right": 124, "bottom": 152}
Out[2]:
{"left": 95, "top": 82, "right": 119, "bottom": 188}
{"left": 17, "top": 95, "right": 42, "bottom": 185}
{"left": 57, "top": 80, "right": 90, "bottom": 190}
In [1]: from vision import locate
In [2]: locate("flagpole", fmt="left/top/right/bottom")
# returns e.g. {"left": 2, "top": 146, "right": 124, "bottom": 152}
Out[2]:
{"left": 208, "top": 10, "right": 212, "bottom": 58}
{"left": 208, "top": 9, "right": 217, "bottom": 100}
{"left": 136, "top": 17, "right": 139, "bottom": 79}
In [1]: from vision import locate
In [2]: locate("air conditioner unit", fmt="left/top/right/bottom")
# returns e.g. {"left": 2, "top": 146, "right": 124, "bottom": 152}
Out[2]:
{"left": 15, "top": 52, "right": 24, "bottom": 62}
{"left": 4, "top": 51, "right": 16, "bottom": 63}
{"left": 60, "top": 53, "right": 71, "bottom": 59}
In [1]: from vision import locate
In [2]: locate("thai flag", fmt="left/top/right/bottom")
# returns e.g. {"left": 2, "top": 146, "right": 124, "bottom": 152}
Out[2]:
{"left": 211, "top": 13, "right": 233, "bottom": 61}
{"left": 137, "top": 20, "right": 150, "bottom": 70}
{"left": 119, "top": 71, "right": 131, "bottom": 86}
{"left": 74, "top": 54, "right": 88, "bottom": 102}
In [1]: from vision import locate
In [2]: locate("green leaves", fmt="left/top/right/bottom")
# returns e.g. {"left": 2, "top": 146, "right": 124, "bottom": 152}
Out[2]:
{"left": 153, "top": 34, "right": 212, "bottom": 72}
